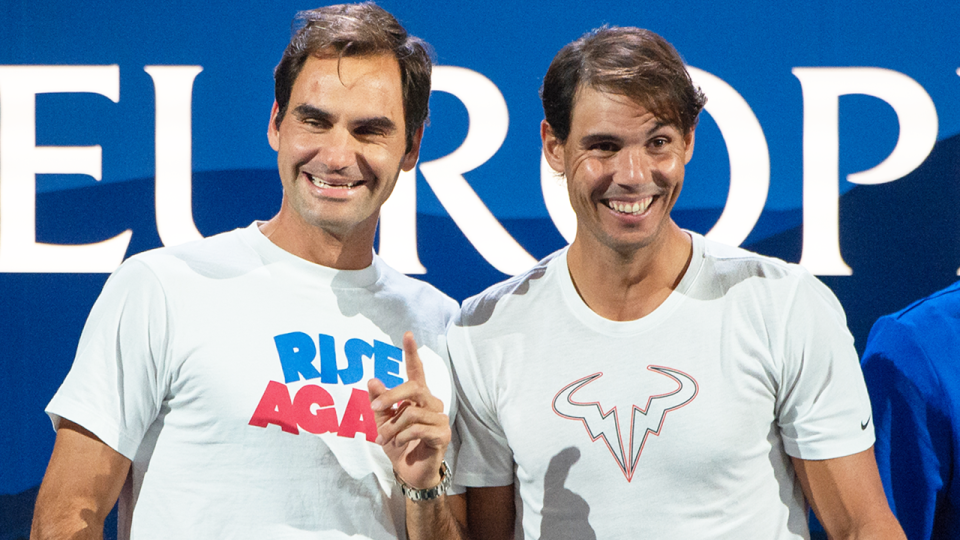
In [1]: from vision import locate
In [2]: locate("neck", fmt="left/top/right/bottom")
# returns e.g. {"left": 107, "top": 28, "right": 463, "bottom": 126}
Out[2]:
{"left": 258, "top": 211, "right": 377, "bottom": 270}
{"left": 567, "top": 223, "right": 692, "bottom": 321}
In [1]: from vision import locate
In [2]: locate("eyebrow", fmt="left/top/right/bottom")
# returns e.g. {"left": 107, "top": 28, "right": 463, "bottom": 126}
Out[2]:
{"left": 293, "top": 104, "right": 333, "bottom": 123}
{"left": 356, "top": 116, "right": 399, "bottom": 134}
{"left": 292, "top": 104, "right": 398, "bottom": 134}
{"left": 579, "top": 120, "right": 674, "bottom": 146}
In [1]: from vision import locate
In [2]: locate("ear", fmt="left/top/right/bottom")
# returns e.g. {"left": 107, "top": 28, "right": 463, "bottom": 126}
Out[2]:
{"left": 541, "top": 120, "right": 565, "bottom": 174}
{"left": 268, "top": 101, "right": 281, "bottom": 151}
{"left": 683, "top": 128, "right": 696, "bottom": 164}
{"left": 400, "top": 125, "right": 424, "bottom": 172}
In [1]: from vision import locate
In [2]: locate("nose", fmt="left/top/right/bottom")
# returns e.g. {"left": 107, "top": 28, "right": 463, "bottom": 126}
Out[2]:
{"left": 315, "top": 127, "right": 358, "bottom": 173}
{"left": 615, "top": 146, "right": 650, "bottom": 186}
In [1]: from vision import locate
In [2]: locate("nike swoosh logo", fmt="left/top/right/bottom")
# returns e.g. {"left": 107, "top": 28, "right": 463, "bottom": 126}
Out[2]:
{"left": 861, "top": 416, "right": 871, "bottom": 430}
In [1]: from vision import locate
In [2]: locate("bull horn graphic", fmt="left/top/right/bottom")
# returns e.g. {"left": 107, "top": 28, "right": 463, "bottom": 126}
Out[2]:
{"left": 552, "top": 367, "right": 698, "bottom": 482}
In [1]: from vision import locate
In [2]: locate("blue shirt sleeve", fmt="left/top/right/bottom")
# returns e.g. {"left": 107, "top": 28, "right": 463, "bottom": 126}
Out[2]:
{"left": 861, "top": 315, "right": 955, "bottom": 540}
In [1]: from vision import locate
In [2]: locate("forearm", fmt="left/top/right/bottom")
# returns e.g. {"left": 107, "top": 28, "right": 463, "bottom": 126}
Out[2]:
{"left": 406, "top": 495, "right": 469, "bottom": 540}
{"left": 30, "top": 503, "right": 107, "bottom": 540}
{"left": 31, "top": 420, "right": 129, "bottom": 540}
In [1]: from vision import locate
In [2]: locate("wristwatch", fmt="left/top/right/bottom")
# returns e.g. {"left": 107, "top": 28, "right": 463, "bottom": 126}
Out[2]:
{"left": 395, "top": 461, "right": 452, "bottom": 502}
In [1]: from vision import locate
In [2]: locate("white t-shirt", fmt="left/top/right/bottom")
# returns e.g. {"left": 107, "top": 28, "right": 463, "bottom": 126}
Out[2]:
{"left": 449, "top": 233, "right": 874, "bottom": 539}
{"left": 47, "top": 223, "right": 459, "bottom": 540}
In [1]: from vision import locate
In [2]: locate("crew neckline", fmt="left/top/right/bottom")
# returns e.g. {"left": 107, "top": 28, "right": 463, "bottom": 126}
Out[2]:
{"left": 555, "top": 232, "right": 705, "bottom": 336}
{"left": 239, "top": 222, "right": 382, "bottom": 289}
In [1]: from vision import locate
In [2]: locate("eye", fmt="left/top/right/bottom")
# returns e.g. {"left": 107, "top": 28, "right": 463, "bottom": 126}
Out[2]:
{"left": 301, "top": 117, "right": 330, "bottom": 129}
{"left": 588, "top": 141, "right": 620, "bottom": 153}
{"left": 648, "top": 137, "right": 672, "bottom": 151}
{"left": 354, "top": 126, "right": 387, "bottom": 137}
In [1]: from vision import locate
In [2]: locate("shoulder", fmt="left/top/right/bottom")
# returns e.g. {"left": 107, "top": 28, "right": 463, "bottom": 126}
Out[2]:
{"left": 375, "top": 259, "right": 459, "bottom": 319}
{"left": 456, "top": 249, "right": 562, "bottom": 329}
{"left": 864, "top": 280, "right": 960, "bottom": 366}
{"left": 696, "top": 234, "right": 832, "bottom": 302}
{"left": 122, "top": 226, "right": 258, "bottom": 283}
{"left": 880, "top": 280, "right": 960, "bottom": 329}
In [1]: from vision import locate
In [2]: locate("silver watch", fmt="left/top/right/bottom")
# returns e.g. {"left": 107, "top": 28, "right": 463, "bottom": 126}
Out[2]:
{"left": 395, "top": 460, "right": 452, "bottom": 502}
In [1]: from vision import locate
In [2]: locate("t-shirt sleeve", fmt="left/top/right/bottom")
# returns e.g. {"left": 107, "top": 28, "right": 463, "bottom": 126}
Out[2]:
{"left": 861, "top": 315, "right": 947, "bottom": 540}
{"left": 447, "top": 322, "right": 515, "bottom": 487}
{"left": 775, "top": 271, "right": 875, "bottom": 460}
{"left": 45, "top": 258, "right": 170, "bottom": 460}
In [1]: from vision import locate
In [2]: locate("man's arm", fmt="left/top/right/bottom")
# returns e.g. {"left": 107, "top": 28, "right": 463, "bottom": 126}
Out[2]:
{"left": 31, "top": 419, "right": 131, "bottom": 540}
{"left": 368, "top": 332, "right": 467, "bottom": 540}
{"left": 391, "top": 484, "right": 514, "bottom": 540}
{"left": 792, "top": 448, "right": 905, "bottom": 540}
{"left": 464, "top": 486, "right": 514, "bottom": 540}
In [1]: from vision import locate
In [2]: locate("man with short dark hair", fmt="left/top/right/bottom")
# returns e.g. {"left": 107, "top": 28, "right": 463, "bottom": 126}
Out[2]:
{"left": 31, "top": 4, "right": 458, "bottom": 539}
{"left": 373, "top": 26, "right": 906, "bottom": 538}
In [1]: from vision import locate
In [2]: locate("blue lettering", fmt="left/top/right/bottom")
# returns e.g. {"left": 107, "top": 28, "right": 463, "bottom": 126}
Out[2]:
{"left": 318, "top": 333, "right": 339, "bottom": 384}
{"left": 342, "top": 338, "right": 372, "bottom": 385}
{"left": 374, "top": 340, "right": 404, "bottom": 389}
{"left": 274, "top": 332, "right": 320, "bottom": 384}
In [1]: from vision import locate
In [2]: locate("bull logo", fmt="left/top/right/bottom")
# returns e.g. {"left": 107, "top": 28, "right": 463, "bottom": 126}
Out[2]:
{"left": 552, "top": 366, "right": 698, "bottom": 482}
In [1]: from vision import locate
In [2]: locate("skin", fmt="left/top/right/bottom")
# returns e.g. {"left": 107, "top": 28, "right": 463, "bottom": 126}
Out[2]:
{"left": 31, "top": 421, "right": 131, "bottom": 540}
{"left": 377, "top": 85, "right": 906, "bottom": 539}
{"left": 542, "top": 86, "right": 695, "bottom": 321}
{"left": 261, "top": 53, "right": 422, "bottom": 269}
{"left": 32, "top": 52, "right": 423, "bottom": 539}
{"left": 368, "top": 333, "right": 468, "bottom": 540}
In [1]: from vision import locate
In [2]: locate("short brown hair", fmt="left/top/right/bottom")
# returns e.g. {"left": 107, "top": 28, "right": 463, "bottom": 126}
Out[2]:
{"left": 541, "top": 26, "right": 706, "bottom": 143}
{"left": 273, "top": 2, "right": 432, "bottom": 152}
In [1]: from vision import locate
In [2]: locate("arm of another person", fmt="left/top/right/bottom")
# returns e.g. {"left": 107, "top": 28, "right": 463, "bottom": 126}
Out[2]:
{"left": 792, "top": 448, "right": 905, "bottom": 540}
{"left": 31, "top": 419, "right": 131, "bottom": 540}
{"left": 369, "top": 333, "right": 517, "bottom": 540}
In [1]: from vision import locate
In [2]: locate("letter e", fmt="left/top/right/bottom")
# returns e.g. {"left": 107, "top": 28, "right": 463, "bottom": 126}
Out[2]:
{"left": 374, "top": 340, "right": 404, "bottom": 389}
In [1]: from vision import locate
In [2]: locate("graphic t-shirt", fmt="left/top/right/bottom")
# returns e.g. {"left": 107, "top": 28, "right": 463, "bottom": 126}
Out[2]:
{"left": 47, "top": 223, "right": 459, "bottom": 539}
{"left": 449, "top": 233, "right": 874, "bottom": 539}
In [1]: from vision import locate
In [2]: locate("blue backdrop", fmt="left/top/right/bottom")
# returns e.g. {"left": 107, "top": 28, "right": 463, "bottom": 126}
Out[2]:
{"left": 3, "top": 1, "right": 960, "bottom": 537}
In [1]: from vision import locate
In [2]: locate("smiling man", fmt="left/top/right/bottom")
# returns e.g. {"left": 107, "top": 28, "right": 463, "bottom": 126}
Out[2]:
{"left": 31, "top": 4, "right": 458, "bottom": 540}
{"left": 373, "top": 26, "right": 906, "bottom": 539}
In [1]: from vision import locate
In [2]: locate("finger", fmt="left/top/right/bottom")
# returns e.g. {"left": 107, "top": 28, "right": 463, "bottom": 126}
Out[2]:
{"left": 367, "top": 378, "right": 397, "bottom": 424}
{"left": 378, "top": 408, "right": 450, "bottom": 447}
{"left": 370, "top": 380, "right": 443, "bottom": 414}
{"left": 389, "top": 422, "right": 451, "bottom": 451}
{"left": 402, "top": 331, "right": 428, "bottom": 388}
{"left": 367, "top": 377, "right": 387, "bottom": 400}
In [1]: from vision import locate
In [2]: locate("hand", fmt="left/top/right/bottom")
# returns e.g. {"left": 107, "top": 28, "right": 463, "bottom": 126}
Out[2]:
{"left": 369, "top": 331, "right": 450, "bottom": 489}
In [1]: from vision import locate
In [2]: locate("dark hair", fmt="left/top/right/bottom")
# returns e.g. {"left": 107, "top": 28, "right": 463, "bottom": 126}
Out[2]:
{"left": 541, "top": 26, "right": 706, "bottom": 143}
{"left": 273, "top": 2, "right": 432, "bottom": 152}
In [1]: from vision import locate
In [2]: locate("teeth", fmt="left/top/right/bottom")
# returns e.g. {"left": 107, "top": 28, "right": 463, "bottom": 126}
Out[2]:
{"left": 607, "top": 197, "right": 652, "bottom": 215}
{"left": 308, "top": 174, "right": 358, "bottom": 189}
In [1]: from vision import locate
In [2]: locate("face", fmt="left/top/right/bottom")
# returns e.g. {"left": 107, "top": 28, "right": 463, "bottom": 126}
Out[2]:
{"left": 542, "top": 86, "right": 694, "bottom": 256}
{"left": 268, "top": 54, "right": 420, "bottom": 240}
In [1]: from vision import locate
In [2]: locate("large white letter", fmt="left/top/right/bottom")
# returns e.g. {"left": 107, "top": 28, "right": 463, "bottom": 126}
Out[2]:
{"left": 417, "top": 66, "right": 536, "bottom": 275}
{"left": 793, "top": 67, "right": 938, "bottom": 276}
{"left": 541, "top": 67, "right": 770, "bottom": 248}
{"left": 688, "top": 67, "right": 770, "bottom": 247}
{"left": 0, "top": 65, "right": 131, "bottom": 273}
{"left": 145, "top": 66, "right": 204, "bottom": 246}
{"left": 378, "top": 168, "right": 425, "bottom": 273}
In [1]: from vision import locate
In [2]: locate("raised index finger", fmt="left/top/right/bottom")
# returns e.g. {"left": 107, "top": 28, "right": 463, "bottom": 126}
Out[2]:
{"left": 402, "top": 331, "right": 427, "bottom": 389}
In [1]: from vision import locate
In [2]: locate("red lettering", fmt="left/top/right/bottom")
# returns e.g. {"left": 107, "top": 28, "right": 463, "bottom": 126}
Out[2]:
{"left": 337, "top": 388, "right": 378, "bottom": 442}
{"left": 293, "top": 384, "right": 338, "bottom": 434}
{"left": 248, "top": 380, "right": 299, "bottom": 434}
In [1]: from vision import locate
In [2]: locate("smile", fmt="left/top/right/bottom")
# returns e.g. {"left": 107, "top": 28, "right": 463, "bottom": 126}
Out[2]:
{"left": 307, "top": 173, "right": 361, "bottom": 189}
{"left": 606, "top": 196, "right": 653, "bottom": 216}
